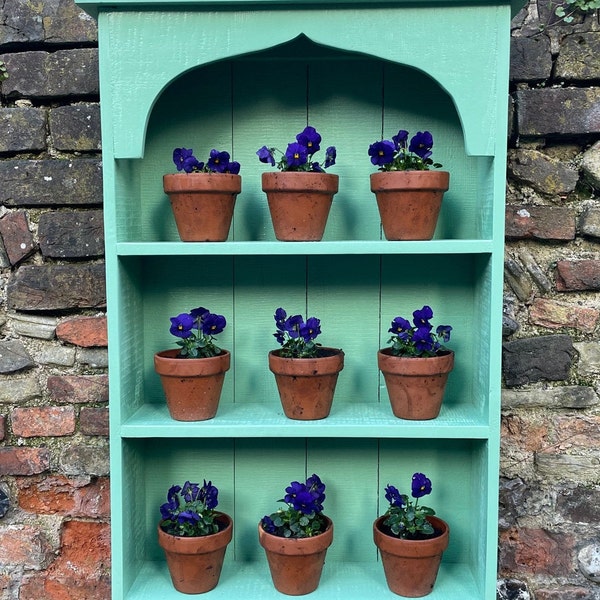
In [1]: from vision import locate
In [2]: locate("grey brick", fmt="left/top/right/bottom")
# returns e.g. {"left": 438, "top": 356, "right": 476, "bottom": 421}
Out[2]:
{"left": 515, "top": 87, "right": 600, "bottom": 137}
{"left": 39, "top": 210, "right": 104, "bottom": 259}
{"left": 0, "top": 49, "right": 98, "bottom": 99}
{"left": 0, "top": 159, "right": 102, "bottom": 207}
{"left": 49, "top": 103, "right": 101, "bottom": 152}
{"left": 0, "top": 108, "right": 46, "bottom": 153}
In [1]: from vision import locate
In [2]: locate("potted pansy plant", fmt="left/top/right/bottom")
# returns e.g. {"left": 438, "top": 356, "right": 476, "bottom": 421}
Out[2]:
{"left": 154, "top": 306, "right": 230, "bottom": 421}
{"left": 368, "top": 129, "right": 450, "bottom": 240}
{"left": 163, "top": 146, "right": 241, "bottom": 241}
{"left": 268, "top": 307, "right": 344, "bottom": 420}
{"left": 258, "top": 474, "right": 333, "bottom": 595}
{"left": 158, "top": 479, "right": 233, "bottom": 594}
{"left": 257, "top": 126, "right": 338, "bottom": 241}
{"left": 377, "top": 305, "right": 454, "bottom": 420}
{"left": 373, "top": 472, "right": 449, "bottom": 597}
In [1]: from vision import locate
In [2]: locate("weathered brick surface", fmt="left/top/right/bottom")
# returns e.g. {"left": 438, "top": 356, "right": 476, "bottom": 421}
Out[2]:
{"left": 0, "top": 525, "right": 53, "bottom": 569}
{"left": 42, "top": 520, "right": 111, "bottom": 600}
{"left": 535, "top": 587, "right": 596, "bottom": 600}
{"left": 555, "top": 259, "right": 600, "bottom": 291}
{"left": 0, "top": 107, "right": 46, "bottom": 153}
{"left": 510, "top": 35, "right": 552, "bottom": 82}
{"left": 56, "top": 316, "right": 108, "bottom": 347}
{"left": 505, "top": 205, "right": 576, "bottom": 240}
{"left": 49, "top": 103, "right": 101, "bottom": 151}
{"left": 507, "top": 150, "right": 579, "bottom": 196}
{"left": 0, "top": 49, "right": 99, "bottom": 98}
{"left": 79, "top": 407, "right": 109, "bottom": 436}
{"left": 0, "top": 0, "right": 97, "bottom": 46}
{"left": 47, "top": 374, "right": 108, "bottom": 404}
{"left": 39, "top": 209, "right": 104, "bottom": 258}
{"left": 16, "top": 475, "right": 110, "bottom": 518}
{"left": 59, "top": 443, "right": 109, "bottom": 477}
{"left": 0, "top": 375, "right": 42, "bottom": 403}
{"left": 6, "top": 263, "right": 106, "bottom": 311}
{"left": 502, "top": 335, "right": 575, "bottom": 386}
{"left": 0, "top": 414, "right": 5, "bottom": 441}
{"left": 579, "top": 206, "right": 600, "bottom": 239}
{"left": 0, "top": 209, "right": 36, "bottom": 265}
{"left": 557, "top": 486, "right": 600, "bottom": 523}
{"left": 0, "top": 447, "right": 50, "bottom": 475}
{"left": 0, "top": 339, "right": 35, "bottom": 373}
{"left": 515, "top": 87, "right": 600, "bottom": 137}
{"left": 12, "top": 406, "right": 76, "bottom": 437}
{"left": 0, "top": 159, "right": 102, "bottom": 207}
{"left": 499, "top": 528, "right": 574, "bottom": 576}
{"left": 529, "top": 298, "right": 599, "bottom": 333}
{"left": 555, "top": 32, "right": 600, "bottom": 81}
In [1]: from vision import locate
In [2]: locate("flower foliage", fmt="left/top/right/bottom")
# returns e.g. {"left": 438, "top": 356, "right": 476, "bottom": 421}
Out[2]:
{"left": 159, "top": 480, "right": 221, "bottom": 537}
{"left": 368, "top": 129, "right": 442, "bottom": 171}
{"left": 273, "top": 307, "right": 322, "bottom": 358}
{"left": 261, "top": 474, "right": 328, "bottom": 538}
{"left": 169, "top": 306, "right": 227, "bottom": 358}
{"left": 173, "top": 147, "right": 240, "bottom": 174}
{"left": 387, "top": 305, "right": 452, "bottom": 358}
{"left": 382, "top": 472, "right": 437, "bottom": 539}
{"left": 257, "top": 126, "right": 336, "bottom": 172}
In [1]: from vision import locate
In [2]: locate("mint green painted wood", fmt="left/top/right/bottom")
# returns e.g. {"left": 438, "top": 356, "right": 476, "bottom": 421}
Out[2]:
{"left": 79, "top": 0, "right": 527, "bottom": 20}
{"left": 96, "top": 7, "right": 509, "bottom": 159}
{"left": 79, "top": 0, "right": 512, "bottom": 596}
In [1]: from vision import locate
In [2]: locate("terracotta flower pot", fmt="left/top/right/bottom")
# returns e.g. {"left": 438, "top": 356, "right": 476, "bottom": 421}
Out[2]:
{"left": 268, "top": 348, "right": 344, "bottom": 420}
{"left": 154, "top": 349, "right": 230, "bottom": 421}
{"left": 258, "top": 516, "right": 333, "bottom": 595}
{"left": 261, "top": 171, "right": 339, "bottom": 241}
{"left": 370, "top": 170, "right": 450, "bottom": 240}
{"left": 163, "top": 172, "right": 241, "bottom": 241}
{"left": 377, "top": 349, "right": 454, "bottom": 420}
{"left": 158, "top": 512, "right": 233, "bottom": 594}
{"left": 373, "top": 515, "right": 449, "bottom": 597}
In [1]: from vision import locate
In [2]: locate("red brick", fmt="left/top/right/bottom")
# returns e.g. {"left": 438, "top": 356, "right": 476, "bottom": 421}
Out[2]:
{"left": 499, "top": 528, "right": 574, "bottom": 576}
{"left": 506, "top": 205, "right": 576, "bottom": 240}
{"left": 501, "top": 414, "right": 550, "bottom": 453}
{"left": 12, "top": 406, "right": 76, "bottom": 437}
{"left": 79, "top": 407, "right": 109, "bottom": 436}
{"left": 530, "top": 298, "right": 599, "bottom": 333}
{"left": 556, "top": 260, "right": 600, "bottom": 291}
{"left": 0, "top": 447, "right": 50, "bottom": 475}
{"left": 44, "top": 520, "right": 111, "bottom": 600}
{"left": 553, "top": 416, "right": 600, "bottom": 449}
{"left": 47, "top": 374, "right": 108, "bottom": 404}
{"left": 0, "top": 210, "right": 36, "bottom": 265}
{"left": 0, "top": 524, "right": 53, "bottom": 569}
{"left": 16, "top": 475, "right": 110, "bottom": 518}
{"left": 56, "top": 316, "right": 108, "bottom": 347}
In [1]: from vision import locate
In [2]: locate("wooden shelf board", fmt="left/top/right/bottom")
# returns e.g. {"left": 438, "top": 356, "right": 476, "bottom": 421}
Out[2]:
{"left": 120, "top": 402, "right": 489, "bottom": 438}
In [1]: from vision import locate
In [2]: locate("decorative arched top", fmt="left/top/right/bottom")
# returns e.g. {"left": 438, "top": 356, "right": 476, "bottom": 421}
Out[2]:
{"left": 101, "top": 5, "right": 510, "bottom": 158}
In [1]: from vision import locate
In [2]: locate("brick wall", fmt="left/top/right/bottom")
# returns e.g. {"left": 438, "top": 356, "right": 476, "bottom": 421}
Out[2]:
{"left": 0, "top": 0, "right": 599, "bottom": 599}
{"left": 0, "top": 1, "right": 110, "bottom": 598}
{"left": 500, "top": 2, "right": 600, "bottom": 599}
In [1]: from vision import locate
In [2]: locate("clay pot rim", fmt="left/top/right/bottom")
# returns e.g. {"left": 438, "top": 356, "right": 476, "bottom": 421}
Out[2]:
{"left": 258, "top": 515, "right": 334, "bottom": 555}
{"left": 377, "top": 348, "right": 454, "bottom": 376}
{"left": 370, "top": 169, "right": 450, "bottom": 192}
{"left": 163, "top": 172, "right": 241, "bottom": 193}
{"left": 154, "top": 348, "right": 231, "bottom": 376}
{"left": 373, "top": 515, "right": 449, "bottom": 554}
{"left": 268, "top": 348, "right": 345, "bottom": 376}
{"left": 261, "top": 170, "right": 339, "bottom": 192}
{"left": 158, "top": 511, "right": 233, "bottom": 553}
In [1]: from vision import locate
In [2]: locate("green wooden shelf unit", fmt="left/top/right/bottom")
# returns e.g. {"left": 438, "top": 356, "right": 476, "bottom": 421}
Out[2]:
{"left": 76, "top": 0, "right": 518, "bottom": 597}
